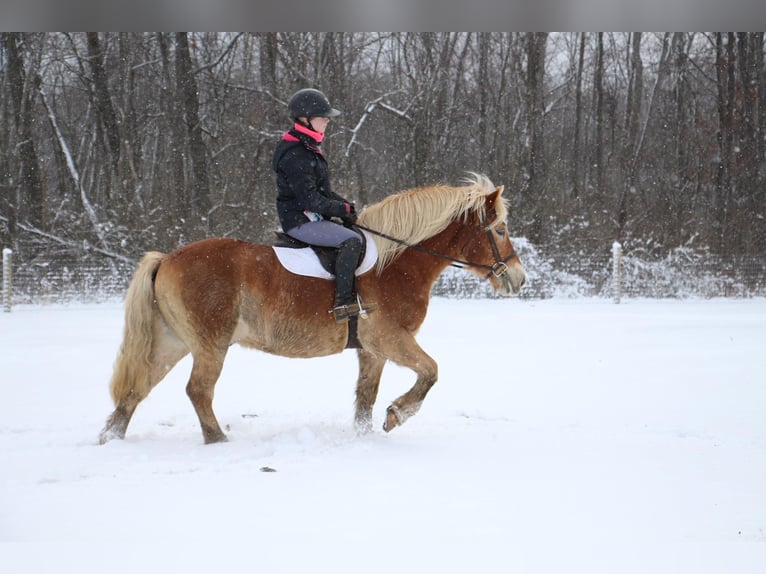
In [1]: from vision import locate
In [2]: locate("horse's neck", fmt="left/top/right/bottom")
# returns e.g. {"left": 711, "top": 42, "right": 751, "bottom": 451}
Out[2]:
{"left": 387, "top": 223, "right": 461, "bottom": 291}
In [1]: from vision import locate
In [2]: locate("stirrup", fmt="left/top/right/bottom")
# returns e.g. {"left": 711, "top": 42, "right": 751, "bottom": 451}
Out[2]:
{"left": 357, "top": 301, "right": 378, "bottom": 320}
{"left": 330, "top": 302, "right": 361, "bottom": 323}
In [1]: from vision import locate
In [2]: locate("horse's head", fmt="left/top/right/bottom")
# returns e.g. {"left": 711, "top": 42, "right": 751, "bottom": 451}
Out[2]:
{"left": 464, "top": 185, "right": 526, "bottom": 296}
{"left": 360, "top": 173, "right": 526, "bottom": 296}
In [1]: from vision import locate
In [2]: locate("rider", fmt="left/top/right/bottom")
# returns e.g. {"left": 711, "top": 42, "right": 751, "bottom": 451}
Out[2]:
{"left": 272, "top": 88, "right": 367, "bottom": 323}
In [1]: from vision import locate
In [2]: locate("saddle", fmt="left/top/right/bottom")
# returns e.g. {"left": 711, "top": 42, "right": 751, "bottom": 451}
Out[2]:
{"left": 273, "top": 226, "right": 375, "bottom": 349}
{"left": 273, "top": 227, "right": 368, "bottom": 276}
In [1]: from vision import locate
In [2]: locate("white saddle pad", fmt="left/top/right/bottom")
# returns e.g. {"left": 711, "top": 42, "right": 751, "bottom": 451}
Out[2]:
{"left": 273, "top": 230, "right": 378, "bottom": 280}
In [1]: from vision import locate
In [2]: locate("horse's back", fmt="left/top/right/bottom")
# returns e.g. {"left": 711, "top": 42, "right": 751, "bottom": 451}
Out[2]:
{"left": 162, "top": 236, "right": 262, "bottom": 264}
{"left": 157, "top": 237, "right": 270, "bottom": 294}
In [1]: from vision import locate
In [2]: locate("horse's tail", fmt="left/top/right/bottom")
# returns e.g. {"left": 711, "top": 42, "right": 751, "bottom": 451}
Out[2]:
{"left": 109, "top": 251, "right": 165, "bottom": 406}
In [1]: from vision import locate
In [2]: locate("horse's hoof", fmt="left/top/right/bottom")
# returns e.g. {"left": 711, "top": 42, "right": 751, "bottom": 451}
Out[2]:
{"left": 383, "top": 405, "right": 402, "bottom": 432}
{"left": 203, "top": 430, "right": 229, "bottom": 444}
{"left": 354, "top": 416, "right": 373, "bottom": 435}
{"left": 98, "top": 426, "right": 124, "bottom": 445}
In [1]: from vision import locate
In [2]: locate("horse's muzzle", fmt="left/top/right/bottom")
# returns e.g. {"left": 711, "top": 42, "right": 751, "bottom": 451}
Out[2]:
{"left": 495, "top": 262, "right": 526, "bottom": 296}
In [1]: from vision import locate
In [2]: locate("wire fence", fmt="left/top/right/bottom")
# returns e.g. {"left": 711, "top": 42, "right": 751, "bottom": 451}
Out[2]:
{"left": 3, "top": 242, "right": 766, "bottom": 308}
{"left": 435, "top": 241, "right": 766, "bottom": 300}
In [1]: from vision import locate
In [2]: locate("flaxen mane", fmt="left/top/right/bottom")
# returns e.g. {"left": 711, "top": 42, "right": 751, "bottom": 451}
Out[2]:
{"left": 358, "top": 172, "right": 508, "bottom": 273}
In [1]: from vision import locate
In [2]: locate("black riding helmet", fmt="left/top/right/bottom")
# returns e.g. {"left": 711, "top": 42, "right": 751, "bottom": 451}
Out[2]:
{"left": 288, "top": 88, "right": 342, "bottom": 120}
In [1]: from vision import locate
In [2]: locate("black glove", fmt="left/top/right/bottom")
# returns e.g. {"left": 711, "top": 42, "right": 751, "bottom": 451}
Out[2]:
{"left": 341, "top": 203, "right": 358, "bottom": 226}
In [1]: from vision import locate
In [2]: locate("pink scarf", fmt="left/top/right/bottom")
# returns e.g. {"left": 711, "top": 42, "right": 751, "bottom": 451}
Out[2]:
{"left": 283, "top": 121, "right": 324, "bottom": 144}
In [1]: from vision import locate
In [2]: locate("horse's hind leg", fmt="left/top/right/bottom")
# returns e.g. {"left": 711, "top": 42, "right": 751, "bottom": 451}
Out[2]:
{"left": 354, "top": 349, "right": 387, "bottom": 434}
{"left": 100, "top": 323, "right": 188, "bottom": 444}
{"left": 186, "top": 347, "right": 229, "bottom": 444}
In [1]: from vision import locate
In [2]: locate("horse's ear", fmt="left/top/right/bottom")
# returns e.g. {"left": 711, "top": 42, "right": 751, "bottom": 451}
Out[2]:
{"left": 486, "top": 186, "right": 504, "bottom": 208}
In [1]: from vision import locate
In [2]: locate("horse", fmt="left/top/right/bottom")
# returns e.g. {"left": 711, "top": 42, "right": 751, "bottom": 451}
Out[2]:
{"left": 98, "top": 173, "right": 526, "bottom": 445}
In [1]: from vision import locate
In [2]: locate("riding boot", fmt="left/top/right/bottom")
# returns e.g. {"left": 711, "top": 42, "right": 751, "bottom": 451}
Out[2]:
{"left": 330, "top": 237, "right": 362, "bottom": 322}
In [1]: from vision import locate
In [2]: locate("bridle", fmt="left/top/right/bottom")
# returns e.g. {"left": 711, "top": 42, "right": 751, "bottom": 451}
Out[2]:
{"left": 355, "top": 212, "right": 517, "bottom": 281}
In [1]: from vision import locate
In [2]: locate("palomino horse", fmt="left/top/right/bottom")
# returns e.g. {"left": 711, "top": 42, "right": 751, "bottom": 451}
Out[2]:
{"left": 99, "top": 173, "right": 526, "bottom": 444}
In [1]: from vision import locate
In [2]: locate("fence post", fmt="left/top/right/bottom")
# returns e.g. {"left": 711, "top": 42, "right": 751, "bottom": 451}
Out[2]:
{"left": 3, "top": 248, "right": 12, "bottom": 312}
{"left": 612, "top": 241, "right": 622, "bottom": 304}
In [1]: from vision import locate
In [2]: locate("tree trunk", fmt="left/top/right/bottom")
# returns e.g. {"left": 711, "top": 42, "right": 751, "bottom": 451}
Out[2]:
{"left": 0, "top": 36, "right": 17, "bottom": 246}
{"left": 756, "top": 33, "right": 766, "bottom": 182}
{"left": 715, "top": 33, "right": 735, "bottom": 252}
{"left": 671, "top": 33, "right": 692, "bottom": 244}
{"left": 3, "top": 33, "right": 44, "bottom": 230}
{"left": 673, "top": 33, "right": 689, "bottom": 184}
{"left": 86, "top": 33, "right": 121, "bottom": 177}
{"left": 259, "top": 32, "right": 279, "bottom": 123}
{"left": 524, "top": 32, "right": 548, "bottom": 242}
{"left": 158, "top": 33, "right": 188, "bottom": 223}
{"left": 753, "top": 33, "right": 766, "bottom": 250}
{"left": 593, "top": 33, "right": 605, "bottom": 201}
{"left": 617, "top": 32, "right": 643, "bottom": 241}
{"left": 175, "top": 32, "right": 211, "bottom": 225}
{"left": 571, "top": 33, "right": 585, "bottom": 204}
{"left": 735, "top": 33, "right": 762, "bottom": 252}
{"left": 118, "top": 33, "right": 142, "bottom": 206}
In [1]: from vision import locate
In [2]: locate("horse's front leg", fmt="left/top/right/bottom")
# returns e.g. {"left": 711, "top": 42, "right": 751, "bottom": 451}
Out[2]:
{"left": 374, "top": 332, "right": 438, "bottom": 432}
{"left": 354, "top": 348, "right": 387, "bottom": 434}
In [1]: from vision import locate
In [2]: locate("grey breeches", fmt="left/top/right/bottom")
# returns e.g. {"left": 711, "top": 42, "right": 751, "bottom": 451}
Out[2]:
{"left": 286, "top": 220, "right": 361, "bottom": 248}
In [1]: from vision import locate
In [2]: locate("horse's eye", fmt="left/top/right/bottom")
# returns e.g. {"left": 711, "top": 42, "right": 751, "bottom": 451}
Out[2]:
{"left": 495, "top": 227, "right": 507, "bottom": 237}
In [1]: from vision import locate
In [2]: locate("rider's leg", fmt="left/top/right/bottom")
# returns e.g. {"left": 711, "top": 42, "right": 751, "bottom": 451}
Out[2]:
{"left": 286, "top": 221, "right": 365, "bottom": 321}
{"left": 331, "top": 237, "right": 363, "bottom": 321}
{"left": 286, "top": 220, "right": 361, "bottom": 248}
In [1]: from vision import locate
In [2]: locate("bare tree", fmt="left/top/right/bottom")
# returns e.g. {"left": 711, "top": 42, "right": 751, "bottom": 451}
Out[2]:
{"left": 3, "top": 33, "right": 44, "bottom": 230}
{"left": 86, "top": 32, "right": 121, "bottom": 181}
{"left": 593, "top": 33, "right": 605, "bottom": 200}
{"left": 616, "top": 32, "right": 643, "bottom": 241}
{"left": 523, "top": 32, "right": 548, "bottom": 242}
{"left": 753, "top": 32, "right": 766, "bottom": 250}
{"left": 571, "top": 33, "right": 586, "bottom": 204}
{"left": 735, "top": 33, "right": 761, "bottom": 251}
{"left": 715, "top": 33, "right": 736, "bottom": 250}
{"left": 175, "top": 32, "right": 211, "bottom": 227}
{"left": 259, "top": 32, "right": 279, "bottom": 123}
{"left": 157, "top": 32, "right": 188, "bottom": 226}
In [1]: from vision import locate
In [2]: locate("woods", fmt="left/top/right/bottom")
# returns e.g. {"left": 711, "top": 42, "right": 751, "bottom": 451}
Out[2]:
{"left": 1, "top": 32, "right": 765, "bottom": 267}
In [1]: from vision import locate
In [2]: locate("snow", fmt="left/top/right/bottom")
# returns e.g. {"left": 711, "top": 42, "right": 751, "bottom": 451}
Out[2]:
{"left": 1, "top": 298, "right": 765, "bottom": 572}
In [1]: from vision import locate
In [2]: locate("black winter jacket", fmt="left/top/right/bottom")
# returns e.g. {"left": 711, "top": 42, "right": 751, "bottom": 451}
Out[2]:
{"left": 272, "top": 126, "right": 350, "bottom": 232}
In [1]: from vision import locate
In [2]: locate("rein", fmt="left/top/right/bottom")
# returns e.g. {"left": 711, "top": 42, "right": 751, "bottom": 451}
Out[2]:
{"left": 354, "top": 220, "right": 516, "bottom": 280}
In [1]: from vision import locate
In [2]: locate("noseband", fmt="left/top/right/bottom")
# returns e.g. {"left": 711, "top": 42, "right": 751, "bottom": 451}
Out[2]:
{"left": 355, "top": 215, "right": 517, "bottom": 280}
{"left": 483, "top": 226, "right": 516, "bottom": 280}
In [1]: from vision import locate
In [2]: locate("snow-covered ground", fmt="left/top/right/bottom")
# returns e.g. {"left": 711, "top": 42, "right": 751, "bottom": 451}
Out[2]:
{"left": 1, "top": 298, "right": 765, "bottom": 572}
